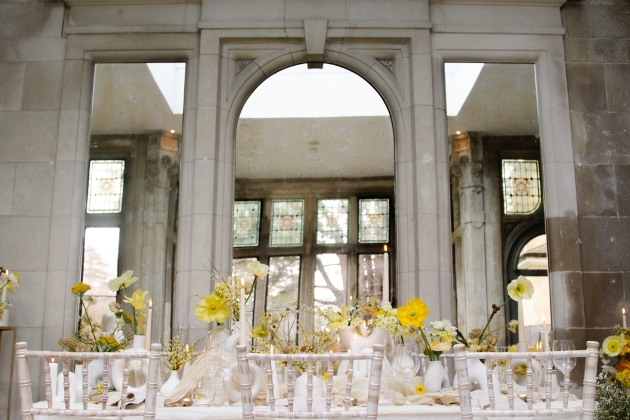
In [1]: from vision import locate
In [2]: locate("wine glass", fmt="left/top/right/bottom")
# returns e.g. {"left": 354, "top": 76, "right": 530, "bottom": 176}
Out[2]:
{"left": 394, "top": 342, "right": 420, "bottom": 406}
{"left": 192, "top": 372, "right": 216, "bottom": 407}
{"left": 552, "top": 340, "right": 576, "bottom": 388}
{"left": 381, "top": 335, "right": 399, "bottom": 405}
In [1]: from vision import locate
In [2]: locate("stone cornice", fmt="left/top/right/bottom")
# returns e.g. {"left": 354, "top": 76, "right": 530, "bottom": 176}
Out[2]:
{"left": 429, "top": 0, "right": 566, "bottom": 5}
{"left": 63, "top": 0, "right": 193, "bottom": 5}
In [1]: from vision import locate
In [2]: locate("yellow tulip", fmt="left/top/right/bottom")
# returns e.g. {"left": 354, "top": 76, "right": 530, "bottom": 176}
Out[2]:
{"left": 123, "top": 290, "right": 148, "bottom": 310}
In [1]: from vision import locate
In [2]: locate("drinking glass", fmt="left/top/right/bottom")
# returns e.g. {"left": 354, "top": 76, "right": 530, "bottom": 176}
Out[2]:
{"left": 380, "top": 335, "right": 399, "bottom": 405}
{"left": 552, "top": 340, "right": 576, "bottom": 387}
{"left": 394, "top": 342, "right": 420, "bottom": 406}
{"left": 192, "top": 373, "right": 216, "bottom": 407}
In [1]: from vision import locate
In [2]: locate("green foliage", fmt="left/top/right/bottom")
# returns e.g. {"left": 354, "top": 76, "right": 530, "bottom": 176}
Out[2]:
{"left": 595, "top": 371, "right": 630, "bottom": 420}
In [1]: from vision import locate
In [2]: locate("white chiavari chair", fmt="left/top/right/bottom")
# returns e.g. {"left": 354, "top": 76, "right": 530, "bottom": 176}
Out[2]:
{"left": 236, "top": 344, "right": 384, "bottom": 419}
{"left": 15, "top": 342, "right": 161, "bottom": 420}
{"left": 453, "top": 341, "right": 599, "bottom": 420}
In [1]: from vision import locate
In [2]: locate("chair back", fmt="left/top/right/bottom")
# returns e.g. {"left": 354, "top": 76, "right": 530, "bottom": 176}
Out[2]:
{"left": 453, "top": 341, "right": 599, "bottom": 420}
{"left": 236, "top": 343, "right": 384, "bottom": 419}
{"left": 15, "top": 341, "right": 161, "bottom": 420}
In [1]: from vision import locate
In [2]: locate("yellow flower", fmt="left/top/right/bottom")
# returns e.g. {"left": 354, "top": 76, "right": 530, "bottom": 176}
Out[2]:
{"left": 322, "top": 372, "right": 329, "bottom": 382}
{"left": 248, "top": 261, "right": 270, "bottom": 278}
{"left": 327, "top": 312, "right": 347, "bottom": 332}
{"left": 603, "top": 335, "right": 623, "bottom": 357}
{"left": 108, "top": 270, "right": 138, "bottom": 292}
{"left": 513, "top": 364, "right": 527, "bottom": 376}
{"left": 195, "top": 294, "right": 230, "bottom": 324}
{"left": 71, "top": 283, "right": 91, "bottom": 295}
{"left": 123, "top": 290, "right": 148, "bottom": 310}
{"left": 415, "top": 383, "right": 426, "bottom": 395}
{"left": 507, "top": 276, "right": 534, "bottom": 301}
{"left": 617, "top": 370, "right": 630, "bottom": 387}
{"left": 96, "top": 335, "right": 123, "bottom": 351}
{"left": 396, "top": 297, "right": 429, "bottom": 328}
{"left": 252, "top": 324, "right": 269, "bottom": 338}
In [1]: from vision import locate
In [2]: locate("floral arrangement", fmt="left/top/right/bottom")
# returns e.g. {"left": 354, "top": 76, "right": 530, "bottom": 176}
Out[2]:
{"left": 0, "top": 267, "right": 20, "bottom": 321}
{"left": 313, "top": 294, "right": 386, "bottom": 336}
{"left": 195, "top": 261, "right": 269, "bottom": 324}
{"left": 161, "top": 328, "right": 203, "bottom": 371}
{"left": 595, "top": 370, "right": 630, "bottom": 419}
{"left": 108, "top": 270, "right": 149, "bottom": 336}
{"left": 457, "top": 276, "right": 531, "bottom": 352}
{"left": 58, "top": 282, "right": 130, "bottom": 352}
{"left": 391, "top": 297, "right": 460, "bottom": 361}
{"left": 600, "top": 325, "right": 630, "bottom": 369}
{"left": 251, "top": 308, "right": 335, "bottom": 372}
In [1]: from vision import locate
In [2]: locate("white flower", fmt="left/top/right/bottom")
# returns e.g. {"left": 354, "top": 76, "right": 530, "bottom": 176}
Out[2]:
{"left": 507, "top": 276, "right": 534, "bottom": 301}
{"left": 108, "top": 270, "right": 138, "bottom": 292}
{"left": 248, "top": 261, "right": 269, "bottom": 279}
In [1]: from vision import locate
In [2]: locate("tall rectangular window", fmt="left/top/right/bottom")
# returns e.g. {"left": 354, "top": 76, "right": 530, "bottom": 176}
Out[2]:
{"left": 233, "top": 201, "right": 261, "bottom": 247}
{"left": 86, "top": 160, "right": 125, "bottom": 214}
{"left": 358, "top": 199, "right": 390, "bottom": 243}
{"left": 270, "top": 200, "right": 304, "bottom": 247}
{"left": 316, "top": 199, "right": 349, "bottom": 245}
{"left": 502, "top": 159, "right": 542, "bottom": 215}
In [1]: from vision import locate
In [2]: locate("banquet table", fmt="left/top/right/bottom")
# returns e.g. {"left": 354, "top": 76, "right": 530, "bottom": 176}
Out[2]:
{"left": 32, "top": 399, "right": 584, "bottom": 420}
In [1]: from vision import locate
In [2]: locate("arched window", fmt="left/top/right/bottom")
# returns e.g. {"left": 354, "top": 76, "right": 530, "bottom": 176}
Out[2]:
{"left": 506, "top": 225, "right": 551, "bottom": 346}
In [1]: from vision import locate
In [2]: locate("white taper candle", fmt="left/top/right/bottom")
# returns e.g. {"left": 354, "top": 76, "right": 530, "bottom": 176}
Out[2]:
{"left": 145, "top": 299, "right": 152, "bottom": 351}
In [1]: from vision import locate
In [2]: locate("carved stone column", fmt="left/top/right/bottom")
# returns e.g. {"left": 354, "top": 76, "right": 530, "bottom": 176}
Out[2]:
{"left": 450, "top": 132, "right": 487, "bottom": 335}
{"left": 143, "top": 130, "right": 180, "bottom": 343}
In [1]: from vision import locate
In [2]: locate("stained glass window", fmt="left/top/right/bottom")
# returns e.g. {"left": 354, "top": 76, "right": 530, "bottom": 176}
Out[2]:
{"left": 358, "top": 199, "right": 390, "bottom": 243}
{"left": 316, "top": 199, "right": 349, "bottom": 245}
{"left": 270, "top": 200, "right": 304, "bottom": 247}
{"left": 87, "top": 160, "right": 125, "bottom": 214}
{"left": 502, "top": 159, "right": 541, "bottom": 215}
{"left": 358, "top": 254, "right": 384, "bottom": 301}
{"left": 314, "top": 254, "right": 347, "bottom": 330}
{"left": 233, "top": 201, "right": 261, "bottom": 247}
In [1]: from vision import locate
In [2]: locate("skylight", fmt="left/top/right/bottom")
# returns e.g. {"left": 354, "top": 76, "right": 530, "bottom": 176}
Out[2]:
{"left": 146, "top": 62, "right": 186, "bottom": 114}
{"left": 239, "top": 64, "right": 389, "bottom": 118}
{"left": 444, "top": 63, "right": 484, "bottom": 116}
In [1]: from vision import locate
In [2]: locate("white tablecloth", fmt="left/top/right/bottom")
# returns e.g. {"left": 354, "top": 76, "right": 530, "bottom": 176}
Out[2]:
{"left": 32, "top": 400, "right": 583, "bottom": 420}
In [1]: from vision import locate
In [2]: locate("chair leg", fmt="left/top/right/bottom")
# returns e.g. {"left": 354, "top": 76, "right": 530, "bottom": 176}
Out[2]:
{"left": 15, "top": 342, "right": 34, "bottom": 420}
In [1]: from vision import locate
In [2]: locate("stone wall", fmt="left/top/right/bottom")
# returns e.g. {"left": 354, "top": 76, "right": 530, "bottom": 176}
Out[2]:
{"left": 0, "top": 2, "right": 68, "bottom": 418}
{"left": 563, "top": 1, "right": 630, "bottom": 345}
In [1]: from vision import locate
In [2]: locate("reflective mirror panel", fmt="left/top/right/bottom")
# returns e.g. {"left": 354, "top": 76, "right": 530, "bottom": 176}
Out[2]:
{"left": 518, "top": 234, "right": 551, "bottom": 344}
{"left": 446, "top": 63, "right": 549, "bottom": 346}
{"left": 234, "top": 64, "right": 395, "bottom": 330}
{"left": 84, "top": 62, "right": 184, "bottom": 341}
